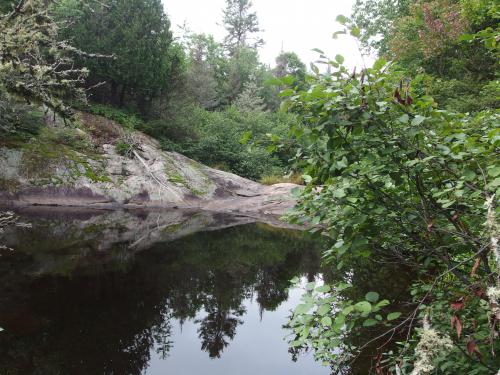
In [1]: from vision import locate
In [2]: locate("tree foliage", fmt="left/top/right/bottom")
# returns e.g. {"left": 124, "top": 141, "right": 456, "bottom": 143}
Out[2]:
{"left": 54, "top": 0, "right": 181, "bottom": 110}
{"left": 222, "top": 0, "right": 264, "bottom": 53}
{"left": 234, "top": 73, "right": 266, "bottom": 113}
{"left": 280, "top": 46, "right": 499, "bottom": 375}
{"left": 0, "top": 0, "right": 87, "bottom": 118}
{"left": 183, "top": 33, "right": 226, "bottom": 109}
{"left": 352, "top": 0, "right": 498, "bottom": 113}
{"left": 274, "top": 51, "right": 306, "bottom": 81}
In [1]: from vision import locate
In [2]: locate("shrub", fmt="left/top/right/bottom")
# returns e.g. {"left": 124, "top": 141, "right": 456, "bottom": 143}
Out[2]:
{"left": 174, "top": 106, "right": 288, "bottom": 180}
{"left": 88, "top": 104, "right": 143, "bottom": 130}
{"left": 281, "top": 53, "right": 500, "bottom": 374}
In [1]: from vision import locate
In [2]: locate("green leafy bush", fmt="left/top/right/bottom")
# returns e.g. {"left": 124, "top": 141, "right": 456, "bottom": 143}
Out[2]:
{"left": 88, "top": 104, "right": 143, "bottom": 130}
{"left": 280, "top": 53, "right": 499, "bottom": 373}
{"left": 165, "top": 105, "right": 291, "bottom": 180}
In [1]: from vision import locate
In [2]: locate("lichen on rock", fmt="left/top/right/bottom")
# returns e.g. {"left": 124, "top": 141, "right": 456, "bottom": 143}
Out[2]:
{"left": 0, "top": 113, "right": 299, "bottom": 218}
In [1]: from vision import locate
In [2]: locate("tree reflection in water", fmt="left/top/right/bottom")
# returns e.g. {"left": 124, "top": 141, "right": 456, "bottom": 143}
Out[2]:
{"left": 0, "top": 213, "right": 323, "bottom": 375}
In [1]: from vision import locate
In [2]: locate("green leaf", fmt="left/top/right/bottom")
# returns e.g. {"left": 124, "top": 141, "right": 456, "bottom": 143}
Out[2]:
{"left": 317, "top": 304, "right": 331, "bottom": 316}
{"left": 458, "top": 33, "right": 475, "bottom": 41}
{"left": 335, "top": 15, "right": 348, "bottom": 25}
{"left": 279, "top": 88, "right": 295, "bottom": 97}
{"left": 342, "top": 305, "right": 354, "bottom": 315}
{"left": 411, "top": 116, "right": 426, "bottom": 126}
{"left": 239, "top": 131, "right": 252, "bottom": 144}
{"left": 463, "top": 169, "right": 477, "bottom": 181}
{"left": 397, "top": 114, "right": 409, "bottom": 123}
{"left": 376, "top": 299, "right": 390, "bottom": 308}
{"left": 311, "top": 216, "right": 321, "bottom": 226}
{"left": 332, "top": 30, "right": 346, "bottom": 39}
{"left": 335, "top": 54, "right": 345, "bottom": 64}
{"left": 336, "top": 283, "right": 352, "bottom": 291}
{"left": 306, "top": 281, "right": 316, "bottom": 291}
{"left": 302, "top": 174, "right": 313, "bottom": 183}
{"left": 333, "top": 189, "right": 346, "bottom": 198}
{"left": 312, "top": 48, "right": 325, "bottom": 55}
{"left": 363, "top": 319, "right": 378, "bottom": 327}
{"left": 354, "top": 301, "right": 372, "bottom": 313}
{"left": 488, "top": 166, "right": 500, "bottom": 178}
{"left": 372, "top": 57, "right": 387, "bottom": 71}
{"left": 295, "top": 303, "right": 313, "bottom": 315}
{"left": 290, "top": 276, "right": 300, "bottom": 284}
{"left": 310, "top": 63, "right": 320, "bottom": 75}
{"left": 365, "top": 292, "right": 380, "bottom": 303}
{"left": 316, "top": 285, "right": 331, "bottom": 293}
{"left": 350, "top": 27, "right": 361, "bottom": 38}
{"left": 488, "top": 177, "right": 500, "bottom": 188}
{"left": 321, "top": 316, "right": 332, "bottom": 327}
{"left": 387, "top": 312, "right": 402, "bottom": 321}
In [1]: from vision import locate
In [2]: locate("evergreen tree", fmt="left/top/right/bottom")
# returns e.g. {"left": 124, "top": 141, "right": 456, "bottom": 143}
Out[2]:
{"left": 54, "top": 0, "right": 180, "bottom": 110}
{"left": 184, "top": 33, "right": 226, "bottom": 109}
{"left": 224, "top": 47, "right": 261, "bottom": 103}
{"left": 234, "top": 74, "right": 265, "bottom": 113}
{"left": 222, "top": 0, "right": 263, "bottom": 54}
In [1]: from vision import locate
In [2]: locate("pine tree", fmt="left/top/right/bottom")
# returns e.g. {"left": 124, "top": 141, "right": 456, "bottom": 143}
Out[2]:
{"left": 222, "top": 0, "right": 264, "bottom": 54}
{"left": 234, "top": 74, "right": 265, "bottom": 113}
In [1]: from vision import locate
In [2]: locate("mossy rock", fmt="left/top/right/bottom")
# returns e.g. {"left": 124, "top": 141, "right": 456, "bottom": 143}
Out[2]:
{"left": 0, "top": 178, "right": 21, "bottom": 193}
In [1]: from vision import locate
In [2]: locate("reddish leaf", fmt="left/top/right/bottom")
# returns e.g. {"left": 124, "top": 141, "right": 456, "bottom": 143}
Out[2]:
{"left": 427, "top": 222, "right": 434, "bottom": 232}
{"left": 470, "top": 257, "right": 481, "bottom": 277}
{"left": 467, "top": 340, "right": 481, "bottom": 359}
{"left": 472, "top": 319, "right": 477, "bottom": 330}
{"left": 394, "top": 89, "right": 405, "bottom": 105}
{"left": 472, "top": 286, "right": 486, "bottom": 299}
{"left": 451, "top": 315, "right": 463, "bottom": 338}
{"left": 450, "top": 299, "right": 464, "bottom": 311}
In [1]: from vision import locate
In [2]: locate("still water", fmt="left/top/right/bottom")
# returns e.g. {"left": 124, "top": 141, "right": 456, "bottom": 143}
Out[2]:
{"left": 0, "top": 208, "right": 329, "bottom": 375}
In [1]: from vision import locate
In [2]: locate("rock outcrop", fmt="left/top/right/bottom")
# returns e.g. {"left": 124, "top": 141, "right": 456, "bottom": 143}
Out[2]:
{"left": 0, "top": 113, "right": 299, "bottom": 218}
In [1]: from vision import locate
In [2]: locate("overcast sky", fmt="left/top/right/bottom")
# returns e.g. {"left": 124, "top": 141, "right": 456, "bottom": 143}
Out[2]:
{"left": 162, "top": 0, "right": 375, "bottom": 69}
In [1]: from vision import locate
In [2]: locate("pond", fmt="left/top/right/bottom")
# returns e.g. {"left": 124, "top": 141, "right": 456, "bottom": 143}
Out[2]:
{"left": 0, "top": 208, "right": 330, "bottom": 375}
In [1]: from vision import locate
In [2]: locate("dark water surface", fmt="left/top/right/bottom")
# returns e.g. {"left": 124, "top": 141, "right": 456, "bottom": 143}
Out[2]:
{"left": 0, "top": 208, "right": 330, "bottom": 375}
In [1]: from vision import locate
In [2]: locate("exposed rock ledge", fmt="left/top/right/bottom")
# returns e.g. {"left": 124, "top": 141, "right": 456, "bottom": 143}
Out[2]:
{"left": 0, "top": 113, "right": 299, "bottom": 219}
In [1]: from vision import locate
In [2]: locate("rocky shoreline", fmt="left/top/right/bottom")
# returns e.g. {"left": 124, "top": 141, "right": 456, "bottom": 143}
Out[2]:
{"left": 0, "top": 112, "right": 299, "bottom": 220}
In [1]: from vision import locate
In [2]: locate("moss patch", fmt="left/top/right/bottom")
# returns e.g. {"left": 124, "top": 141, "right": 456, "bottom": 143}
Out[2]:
{"left": 0, "top": 178, "right": 21, "bottom": 193}
{"left": 162, "top": 222, "right": 184, "bottom": 233}
{"left": 164, "top": 158, "right": 211, "bottom": 198}
{"left": 14, "top": 126, "right": 111, "bottom": 185}
{"left": 168, "top": 172, "right": 187, "bottom": 185}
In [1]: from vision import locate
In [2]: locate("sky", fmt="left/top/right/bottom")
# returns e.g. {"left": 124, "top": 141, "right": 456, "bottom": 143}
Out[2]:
{"left": 162, "top": 0, "right": 375, "bottom": 69}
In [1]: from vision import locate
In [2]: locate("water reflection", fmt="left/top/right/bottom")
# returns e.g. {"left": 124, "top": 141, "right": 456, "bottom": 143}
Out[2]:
{"left": 0, "top": 209, "right": 326, "bottom": 375}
